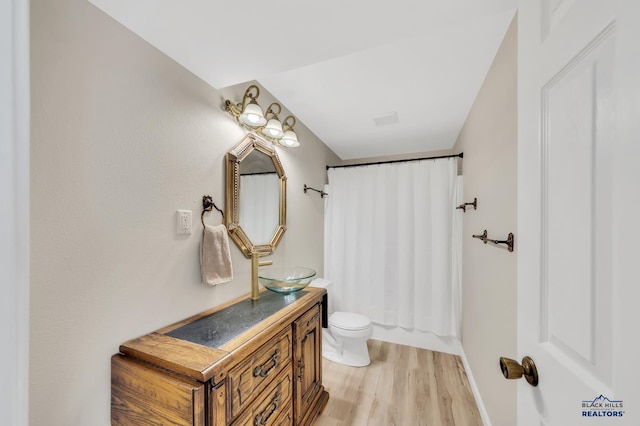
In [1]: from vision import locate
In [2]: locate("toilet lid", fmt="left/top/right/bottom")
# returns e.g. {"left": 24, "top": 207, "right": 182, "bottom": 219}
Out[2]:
{"left": 329, "top": 312, "right": 372, "bottom": 331}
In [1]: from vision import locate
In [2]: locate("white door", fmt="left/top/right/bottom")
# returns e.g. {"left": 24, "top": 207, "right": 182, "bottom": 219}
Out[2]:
{"left": 518, "top": 0, "right": 640, "bottom": 425}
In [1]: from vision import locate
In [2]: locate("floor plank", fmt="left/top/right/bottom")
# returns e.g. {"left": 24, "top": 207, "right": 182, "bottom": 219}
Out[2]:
{"left": 315, "top": 340, "right": 482, "bottom": 426}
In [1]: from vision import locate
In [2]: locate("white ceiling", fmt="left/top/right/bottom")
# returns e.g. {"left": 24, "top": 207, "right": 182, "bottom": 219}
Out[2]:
{"left": 88, "top": 0, "right": 516, "bottom": 160}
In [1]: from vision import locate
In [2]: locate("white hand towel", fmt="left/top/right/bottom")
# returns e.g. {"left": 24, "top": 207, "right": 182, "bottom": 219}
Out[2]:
{"left": 200, "top": 224, "right": 233, "bottom": 286}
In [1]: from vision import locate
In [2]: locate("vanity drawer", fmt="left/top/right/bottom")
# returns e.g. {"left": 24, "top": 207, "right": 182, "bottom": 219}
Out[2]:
{"left": 296, "top": 304, "right": 320, "bottom": 333}
{"left": 271, "top": 401, "right": 292, "bottom": 426}
{"left": 228, "top": 327, "right": 292, "bottom": 420}
{"left": 230, "top": 367, "right": 293, "bottom": 426}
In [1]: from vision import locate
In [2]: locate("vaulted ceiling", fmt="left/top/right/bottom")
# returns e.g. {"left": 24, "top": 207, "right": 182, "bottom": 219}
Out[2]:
{"left": 88, "top": 0, "right": 516, "bottom": 159}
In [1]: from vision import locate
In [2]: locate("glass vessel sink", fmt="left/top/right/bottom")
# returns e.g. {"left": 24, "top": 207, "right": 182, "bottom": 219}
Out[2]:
{"left": 258, "top": 266, "right": 316, "bottom": 294}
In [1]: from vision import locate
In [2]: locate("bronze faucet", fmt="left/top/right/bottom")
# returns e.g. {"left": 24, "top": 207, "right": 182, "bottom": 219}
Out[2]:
{"left": 251, "top": 252, "right": 272, "bottom": 300}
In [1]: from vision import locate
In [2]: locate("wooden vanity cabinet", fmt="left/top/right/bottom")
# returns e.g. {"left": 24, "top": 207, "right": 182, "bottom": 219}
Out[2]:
{"left": 111, "top": 287, "right": 328, "bottom": 426}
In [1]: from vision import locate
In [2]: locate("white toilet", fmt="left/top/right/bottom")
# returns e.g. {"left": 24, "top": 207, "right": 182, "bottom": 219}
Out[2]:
{"left": 311, "top": 278, "right": 373, "bottom": 367}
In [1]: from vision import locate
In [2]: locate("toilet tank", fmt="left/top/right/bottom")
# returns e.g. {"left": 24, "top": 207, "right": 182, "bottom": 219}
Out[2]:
{"left": 310, "top": 278, "right": 333, "bottom": 291}
{"left": 310, "top": 278, "right": 333, "bottom": 328}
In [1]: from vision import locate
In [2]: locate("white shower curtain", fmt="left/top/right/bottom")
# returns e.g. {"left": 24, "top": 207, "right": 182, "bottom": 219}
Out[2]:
{"left": 324, "top": 158, "right": 462, "bottom": 338}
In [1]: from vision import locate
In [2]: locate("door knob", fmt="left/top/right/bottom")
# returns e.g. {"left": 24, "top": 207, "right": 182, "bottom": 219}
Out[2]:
{"left": 499, "top": 356, "right": 539, "bottom": 386}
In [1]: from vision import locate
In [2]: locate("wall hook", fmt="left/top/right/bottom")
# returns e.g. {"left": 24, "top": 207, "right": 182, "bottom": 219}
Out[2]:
{"left": 457, "top": 197, "right": 477, "bottom": 212}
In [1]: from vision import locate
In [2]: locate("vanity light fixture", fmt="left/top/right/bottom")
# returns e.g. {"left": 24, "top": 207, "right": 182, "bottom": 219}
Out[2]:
{"left": 224, "top": 85, "right": 301, "bottom": 147}
{"left": 279, "top": 116, "right": 300, "bottom": 147}
{"left": 224, "top": 85, "right": 267, "bottom": 127}
{"left": 261, "top": 103, "right": 285, "bottom": 139}
{"left": 240, "top": 101, "right": 266, "bottom": 127}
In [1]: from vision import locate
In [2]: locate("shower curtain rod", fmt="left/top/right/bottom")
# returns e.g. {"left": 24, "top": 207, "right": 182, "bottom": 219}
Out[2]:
{"left": 326, "top": 152, "right": 463, "bottom": 170}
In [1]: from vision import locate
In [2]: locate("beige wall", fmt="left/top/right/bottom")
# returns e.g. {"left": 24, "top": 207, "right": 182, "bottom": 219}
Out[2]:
{"left": 453, "top": 16, "right": 518, "bottom": 426}
{"left": 29, "top": 1, "right": 339, "bottom": 424}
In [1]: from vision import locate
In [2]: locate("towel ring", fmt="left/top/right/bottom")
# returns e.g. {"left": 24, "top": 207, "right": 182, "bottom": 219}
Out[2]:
{"left": 201, "top": 195, "right": 224, "bottom": 227}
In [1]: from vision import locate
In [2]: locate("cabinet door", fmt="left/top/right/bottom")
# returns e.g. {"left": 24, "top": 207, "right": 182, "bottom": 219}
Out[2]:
{"left": 293, "top": 304, "right": 321, "bottom": 424}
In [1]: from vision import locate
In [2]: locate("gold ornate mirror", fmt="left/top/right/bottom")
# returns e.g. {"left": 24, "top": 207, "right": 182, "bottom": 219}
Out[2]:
{"left": 225, "top": 134, "right": 287, "bottom": 258}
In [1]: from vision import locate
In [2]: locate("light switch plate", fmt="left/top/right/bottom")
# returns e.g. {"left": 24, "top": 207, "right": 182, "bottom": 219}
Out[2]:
{"left": 176, "top": 210, "right": 192, "bottom": 235}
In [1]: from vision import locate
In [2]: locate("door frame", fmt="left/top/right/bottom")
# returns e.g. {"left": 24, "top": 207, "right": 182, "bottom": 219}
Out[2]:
{"left": 0, "top": 0, "right": 30, "bottom": 424}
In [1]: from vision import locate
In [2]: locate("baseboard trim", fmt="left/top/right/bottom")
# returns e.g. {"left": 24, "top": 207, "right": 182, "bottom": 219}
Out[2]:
{"left": 459, "top": 347, "right": 492, "bottom": 426}
{"left": 371, "top": 325, "right": 462, "bottom": 355}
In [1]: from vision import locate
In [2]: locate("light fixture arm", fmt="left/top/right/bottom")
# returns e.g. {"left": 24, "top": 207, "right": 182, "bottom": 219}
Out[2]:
{"left": 264, "top": 103, "right": 282, "bottom": 120}
{"left": 240, "top": 85, "right": 260, "bottom": 110}
{"left": 282, "top": 116, "right": 296, "bottom": 132}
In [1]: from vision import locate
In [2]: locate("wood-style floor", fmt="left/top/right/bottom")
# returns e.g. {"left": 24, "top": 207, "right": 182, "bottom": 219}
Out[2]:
{"left": 314, "top": 340, "right": 482, "bottom": 426}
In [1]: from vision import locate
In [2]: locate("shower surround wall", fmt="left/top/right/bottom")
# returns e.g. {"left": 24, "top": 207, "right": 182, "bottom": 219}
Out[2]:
{"left": 29, "top": 0, "right": 339, "bottom": 424}
{"left": 452, "top": 15, "right": 518, "bottom": 426}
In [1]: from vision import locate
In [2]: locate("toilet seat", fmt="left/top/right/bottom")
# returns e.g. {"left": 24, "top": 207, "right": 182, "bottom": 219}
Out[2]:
{"left": 329, "top": 312, "right": 371, "bottom": 331}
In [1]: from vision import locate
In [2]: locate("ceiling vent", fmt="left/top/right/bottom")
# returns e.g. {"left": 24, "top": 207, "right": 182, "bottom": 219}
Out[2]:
{"left": 373, "top": 111, "right": 399, "bottom": 126}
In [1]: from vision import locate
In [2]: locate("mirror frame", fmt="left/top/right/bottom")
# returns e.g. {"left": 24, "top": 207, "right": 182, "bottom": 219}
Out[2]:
{"left": 225, "top": 134, "right": 287, "bottom": 258}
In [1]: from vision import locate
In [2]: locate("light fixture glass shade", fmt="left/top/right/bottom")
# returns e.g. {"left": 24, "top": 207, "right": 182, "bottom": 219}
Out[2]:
{"left": 262, "top": 119, "right": 284, "bottom": 138}
{"left": 239, "top": 102, "right": 266, "bottom": 127}
{"left": 279, "top": 130, "right": 300, "bottom": 147}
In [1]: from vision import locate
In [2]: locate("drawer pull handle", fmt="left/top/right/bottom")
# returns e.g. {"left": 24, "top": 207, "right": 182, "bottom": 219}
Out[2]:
{"left": 254, "top": 391, "right": 281, "bottom": 426}
{"left": 254, "top": 349, "right": 281, "bottom": 378}
{"left": 306, "top": 312, "right": 319, "bottom": 327}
